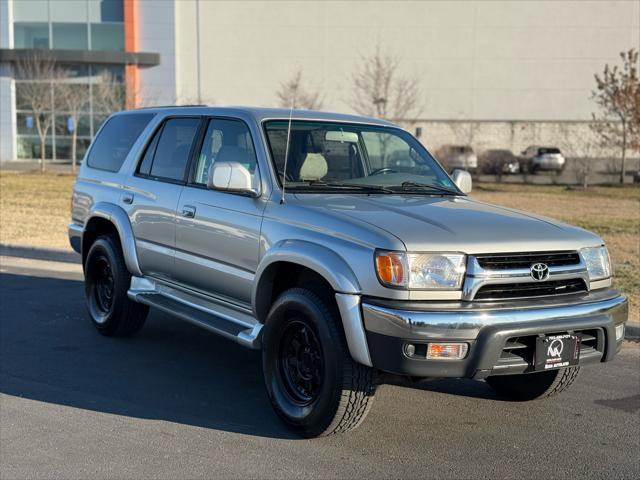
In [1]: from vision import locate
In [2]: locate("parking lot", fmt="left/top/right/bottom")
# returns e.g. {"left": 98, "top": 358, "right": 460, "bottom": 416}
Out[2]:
{"left": 1, "top": 258, "right": 639, "bottom": 479}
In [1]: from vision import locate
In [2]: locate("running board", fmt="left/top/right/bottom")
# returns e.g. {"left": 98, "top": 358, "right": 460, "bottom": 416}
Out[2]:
{"left": 128, "top": 277, "right": 262, "bottom": 349}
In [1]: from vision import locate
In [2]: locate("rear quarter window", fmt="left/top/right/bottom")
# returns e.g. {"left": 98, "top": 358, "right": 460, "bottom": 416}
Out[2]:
{"left": 86, "top": 113, "right": 155, "bottom": 172}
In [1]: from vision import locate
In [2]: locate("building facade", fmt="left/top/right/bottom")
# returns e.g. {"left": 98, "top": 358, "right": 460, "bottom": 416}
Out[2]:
{"left": 1, "top": 0, "right": 639, "bottom": 162}
{"left": 0, "top": 0, "right": 158, "bottom": 162}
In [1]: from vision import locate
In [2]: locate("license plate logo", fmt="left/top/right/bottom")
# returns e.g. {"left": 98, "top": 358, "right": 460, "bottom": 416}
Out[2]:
{"left": 535, "top": 334, "right": 581, "bottom": 371}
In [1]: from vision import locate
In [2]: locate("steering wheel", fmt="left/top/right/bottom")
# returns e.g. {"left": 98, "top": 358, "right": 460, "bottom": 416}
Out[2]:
{"left": 369, "top": 167, "right": 397, "bottom": 176}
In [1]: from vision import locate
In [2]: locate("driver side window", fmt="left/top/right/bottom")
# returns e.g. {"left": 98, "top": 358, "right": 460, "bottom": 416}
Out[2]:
{"left": 192, "top": 118, "right": 258, "bottom": 186}
{"left": 362, "top": 132, "right": 418, "bottom": 171}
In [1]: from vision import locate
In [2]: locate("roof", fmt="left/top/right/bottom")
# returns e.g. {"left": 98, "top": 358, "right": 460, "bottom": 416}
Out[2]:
{"left": 122, "top": 105, "right": 398, "bottom": 128}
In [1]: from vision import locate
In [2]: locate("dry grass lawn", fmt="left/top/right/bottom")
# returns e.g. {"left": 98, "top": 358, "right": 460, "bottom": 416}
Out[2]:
{"left": 1, "top": 172, "right": 638, "bottom": 320}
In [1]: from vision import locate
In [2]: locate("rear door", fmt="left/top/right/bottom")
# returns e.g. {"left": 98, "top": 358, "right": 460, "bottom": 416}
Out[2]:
{"left": 173, "top": 117, "right": 265, "bottom": 305}
{"left": 125, "top": 116, "right": 203, "bottom": 281}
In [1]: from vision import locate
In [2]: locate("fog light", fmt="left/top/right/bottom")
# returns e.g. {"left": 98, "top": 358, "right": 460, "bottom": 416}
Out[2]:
{"left": 615, "top": 324, "right": 625, "bottom": 341}
{"left": 427, "top": 342, "right": 469, "bottom": 360}
{"left": 405, "top": 343, "right": 416, "bottom": 357}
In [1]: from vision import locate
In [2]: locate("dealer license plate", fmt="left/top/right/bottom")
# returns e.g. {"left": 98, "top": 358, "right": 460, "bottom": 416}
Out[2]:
{"left": 534, "top": 334, "right": 581, "bottom": 371}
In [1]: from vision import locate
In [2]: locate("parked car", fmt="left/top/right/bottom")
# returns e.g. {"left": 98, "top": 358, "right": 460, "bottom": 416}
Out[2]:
{"left": 479, "top": 149, "right": 520, "bottom": 175}
{"left": 70, "top": 107, "right": 628, "bottom": 437}
{"left": 435, "top": 144, "right": 478, "bottom": 172}
{"left": 521, "top": 146, "right": 566, "bottom": 172}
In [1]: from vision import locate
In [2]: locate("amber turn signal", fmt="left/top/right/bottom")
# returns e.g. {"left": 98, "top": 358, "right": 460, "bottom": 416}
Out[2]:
{"left": 375, "top": 252, "right": 406, "bottom": 287}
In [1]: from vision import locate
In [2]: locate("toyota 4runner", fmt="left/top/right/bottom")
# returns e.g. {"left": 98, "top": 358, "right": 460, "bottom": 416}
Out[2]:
{"left": 69, "top": 107, "right": 628, "bottom": 437}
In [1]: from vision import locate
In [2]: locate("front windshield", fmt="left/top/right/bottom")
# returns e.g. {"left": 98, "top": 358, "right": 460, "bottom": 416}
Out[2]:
{"left": 263, "top": 120, "right": 460, "bottom": 194}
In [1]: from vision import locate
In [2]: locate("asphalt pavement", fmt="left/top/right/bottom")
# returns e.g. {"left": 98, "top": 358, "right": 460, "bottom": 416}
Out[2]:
{"left": 1, "top": 257, "right": 639, "bottom": 479}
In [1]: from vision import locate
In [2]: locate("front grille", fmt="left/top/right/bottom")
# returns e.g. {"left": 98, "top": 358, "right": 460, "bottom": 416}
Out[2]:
{"left": 475, "top": 251, "right": 580, "bottom": 270}
{"left": 474, "top": 278, "right": 587, "bottom": 300}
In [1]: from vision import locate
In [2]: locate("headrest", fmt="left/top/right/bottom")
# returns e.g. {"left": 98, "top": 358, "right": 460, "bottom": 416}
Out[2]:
{"left": 299, "top": 153, "right": 328, "bottom": 181}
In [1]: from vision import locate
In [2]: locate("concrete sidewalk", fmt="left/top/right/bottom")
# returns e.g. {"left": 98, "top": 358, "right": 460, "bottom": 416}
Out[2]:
{"left": 0, "top": 244, "right": 80, "bottom": 264}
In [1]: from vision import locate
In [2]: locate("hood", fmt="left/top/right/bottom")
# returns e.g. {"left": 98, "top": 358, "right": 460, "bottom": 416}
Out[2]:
{"left": 293, "top": 194, "right": 602, "bottom": 254}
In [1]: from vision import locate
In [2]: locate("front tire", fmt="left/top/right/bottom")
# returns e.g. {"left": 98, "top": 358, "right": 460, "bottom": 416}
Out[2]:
{"left": 486, "top": 367, "right": 580, "bottom": 401}
{"left": 262, "top": 288, "right": 377, "bottom": 437}
{"left": 84, "top": 234, "right": 148, "bottom": 336}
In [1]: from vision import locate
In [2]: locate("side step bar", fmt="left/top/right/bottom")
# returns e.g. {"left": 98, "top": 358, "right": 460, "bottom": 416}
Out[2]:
{"left": 128, "top": 277, "right": 262, "bottom": 349}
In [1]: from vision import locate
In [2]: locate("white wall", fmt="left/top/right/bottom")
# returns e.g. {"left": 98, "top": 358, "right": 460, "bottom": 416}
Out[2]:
{"left": 136, "top": 0, "right": 178, "bottom": 106}
{"left": 163, "top": 0, "right": 640, "bottom": 120}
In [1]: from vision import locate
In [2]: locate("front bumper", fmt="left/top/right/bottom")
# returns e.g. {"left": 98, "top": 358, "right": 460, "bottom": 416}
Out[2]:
{"left": 361, "top": 290, "right": 628, "bottom": 379}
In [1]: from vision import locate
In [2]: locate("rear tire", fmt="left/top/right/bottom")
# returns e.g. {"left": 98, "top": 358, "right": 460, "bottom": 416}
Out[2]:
{"left": 262, "top": 288, "right": 377, "bottom": 437}
{"left": 486, "top": 367, "right": 580, "bottom": 401}
{"left": 84, "top": 234, "right": 148, "bottom": 336}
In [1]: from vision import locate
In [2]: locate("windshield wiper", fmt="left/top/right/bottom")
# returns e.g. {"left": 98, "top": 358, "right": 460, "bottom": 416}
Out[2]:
{"left": 399, "top": 181, "right": 461, "bottom": 195}
{"left": 289, "top": 180, "right": 394, "bottom": 193}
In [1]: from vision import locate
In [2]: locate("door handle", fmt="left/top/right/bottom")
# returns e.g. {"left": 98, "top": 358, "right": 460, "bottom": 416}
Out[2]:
{"left": 122, "top": 193, "right": 134, "bottom": 204}
{"left": 181, "top": 205, "right": 196, "bottom": 218}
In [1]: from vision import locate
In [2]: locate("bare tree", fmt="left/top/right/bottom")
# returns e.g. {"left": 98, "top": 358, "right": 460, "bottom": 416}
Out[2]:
{"left": 349, "top": 44, "right": 421, "bottom": 121}
{"left": 15, "top": 53, "right": 64, "bottom": 172}
{"left": 56, "top": 76, "right": 90, "bottom": 173}
{"left": 591, "top": 49, "right": 640, "bottom": 184}
{"left": 557, "top": 123, "right": 599, "bottom": 188}
{"left": 276, "top": 69, "right": 323, "bottom": 110}
{"left": 92, "top": 71, "right": 126, "bottom": 114}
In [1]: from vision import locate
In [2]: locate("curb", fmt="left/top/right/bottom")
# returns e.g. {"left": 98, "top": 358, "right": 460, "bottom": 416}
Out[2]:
{"left": 626, "top": 323, "right": 640, "bottom": 340}
{"left": 0, "top": 244, "right": 80, "bottom": 264}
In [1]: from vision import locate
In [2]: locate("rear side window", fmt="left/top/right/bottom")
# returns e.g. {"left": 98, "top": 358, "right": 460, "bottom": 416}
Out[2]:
{"left": 86, "top": 113, "right": 155, "bottom": 172}
{"left": 142, "top": 118, "right": 200, "bottom": 181}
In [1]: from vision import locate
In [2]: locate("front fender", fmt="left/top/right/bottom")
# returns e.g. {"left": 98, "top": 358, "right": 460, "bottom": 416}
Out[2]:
{"left": 86, "top": 202, "right": 142, "bottom": 276}
{"left": 253, "top": 240, "right": 372, "bottom": 366}
{"left": 253, "top": 240, "right": 361, "bottom": 311}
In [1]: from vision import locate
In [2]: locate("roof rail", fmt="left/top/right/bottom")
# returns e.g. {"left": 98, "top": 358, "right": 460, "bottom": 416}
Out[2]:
{"left": 133, "top": 104, "right": 208, "bottom": 110}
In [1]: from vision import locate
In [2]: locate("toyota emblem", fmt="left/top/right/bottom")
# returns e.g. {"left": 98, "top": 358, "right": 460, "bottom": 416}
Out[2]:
{"left": 530, "top": 263, "right": 549, "bottom": 281}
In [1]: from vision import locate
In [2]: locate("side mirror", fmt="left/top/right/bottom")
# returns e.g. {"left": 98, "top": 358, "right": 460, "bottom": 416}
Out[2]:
{"left": 452, "top": 169, "right": 472, "bottom": 194}
{"left": 207, "top": 162, "right": 259, "bottom": 197}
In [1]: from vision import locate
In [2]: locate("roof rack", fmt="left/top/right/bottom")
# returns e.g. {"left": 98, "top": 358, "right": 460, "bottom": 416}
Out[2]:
{"left": 134, "top": 104, "right": 208, "bottom": 110}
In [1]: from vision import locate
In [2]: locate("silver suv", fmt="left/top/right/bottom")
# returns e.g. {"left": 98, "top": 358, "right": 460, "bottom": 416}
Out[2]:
{"left": 69, "top": 107, "right": 628, "bottom": 437}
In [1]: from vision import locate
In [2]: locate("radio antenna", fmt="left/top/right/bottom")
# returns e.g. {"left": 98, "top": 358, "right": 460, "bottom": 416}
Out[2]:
{"left": 280, "top": 105, "right": 294, "bottom": 204}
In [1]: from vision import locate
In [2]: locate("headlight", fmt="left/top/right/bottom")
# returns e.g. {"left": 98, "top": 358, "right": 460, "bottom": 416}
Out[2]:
{"left": 580, "top": 246, "right": 611, "bottom": 281}
{"left": 375, "top": 251, "right": 466, "bottom": 289}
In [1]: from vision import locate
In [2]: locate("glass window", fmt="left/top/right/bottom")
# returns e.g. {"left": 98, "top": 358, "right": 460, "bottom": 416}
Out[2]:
{"left": 91, "top": 64, "right": 124, "bottom": 83}
{"left": 92, "top": 82, "right": 125, "bottom": 113}
{"left": 54, "top": 83, "right": 90, "bottom": 111}
{"left": 264, "top": 121, "right": 454, "bottom": 192}
{"left": 55, "top": 113, "right": 91, "bottom": 137}
{"left": 13, "top": 0, "right": 48, "bottom": 22}
{"left": 90, "top": 23, "right": 124, "bottom": 51}
{"left": 89, "top": 0, "right": 124, "bottom": 22}
{"left": 137, "top": 126, "right": 162, "bottom": 176}
{"left": 86, "top": 112, "right": 155, "bottom": 172}
{"left": 53, "top": 136, "right": 90, "bottom": 161}
{"left": 52, "top": 23, "right": 89, "bottom": 49}
{"left": 17, "top": 135, "right": 53, "bottom": 160}
{"left": 51, "top": 0, "right": 88, "bottom": 22}
{"left": 193, "top": 119, "right": 258, "bottom": 186}
{"left": 14, "top": 22, "right": 50, "bottom": 48}
{"left": 15, "top": 82, "right": 53, "bottom": 110}
{"left": 149, "top": 118, "right": 200, "bottom": 181}
{"left": 16, "top": 112, "right": 39, "bottom": 135}
{"left": 58, "top": 63, "right": 90, "bottom": 80}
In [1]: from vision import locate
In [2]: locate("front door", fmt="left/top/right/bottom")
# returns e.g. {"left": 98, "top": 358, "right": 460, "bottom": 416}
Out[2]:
{"left": 174, "top": 117, "right": 265, "bottom": 306}
{"left": 126, "top": 117, "right": 202, "bottom": 281}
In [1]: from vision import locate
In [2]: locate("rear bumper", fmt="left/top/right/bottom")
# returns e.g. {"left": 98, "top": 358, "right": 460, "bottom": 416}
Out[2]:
{"left": 361, "top": 292, "right": 628, "bottom": 379}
